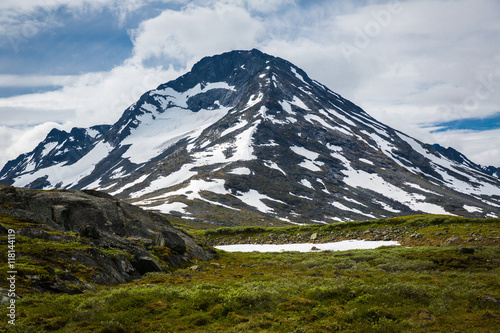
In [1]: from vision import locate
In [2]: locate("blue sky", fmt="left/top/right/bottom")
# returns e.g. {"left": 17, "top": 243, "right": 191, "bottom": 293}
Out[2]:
{"left": 432, "top": 112, "right": 500, "bottom": 132}
{"left": 0, "top": 0, "right": 499, "bottom": 167}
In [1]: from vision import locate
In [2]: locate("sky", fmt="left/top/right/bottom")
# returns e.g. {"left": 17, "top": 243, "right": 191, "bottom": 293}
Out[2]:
{"left": 0, "top": 0, "right": 499, "bottom": 169}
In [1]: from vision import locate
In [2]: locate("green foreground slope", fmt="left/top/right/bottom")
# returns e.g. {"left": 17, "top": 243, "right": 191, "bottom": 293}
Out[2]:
{"left": 1, "top": 214, "right": 499, "bottom": 332}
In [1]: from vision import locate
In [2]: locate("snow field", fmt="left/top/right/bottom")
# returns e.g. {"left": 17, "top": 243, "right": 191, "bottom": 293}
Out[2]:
{"left": 215, "top": 240, "right": 400, "bottom": 252}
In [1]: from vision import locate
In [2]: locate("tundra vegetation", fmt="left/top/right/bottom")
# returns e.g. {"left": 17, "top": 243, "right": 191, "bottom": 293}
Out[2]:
{"left": 1, "top": 214, "right": 499, "bottom": 332}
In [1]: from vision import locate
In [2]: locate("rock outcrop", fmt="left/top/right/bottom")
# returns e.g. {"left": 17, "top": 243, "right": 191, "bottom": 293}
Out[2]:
{"left": 0, "top": 186, "right": 213, "bottom": 293}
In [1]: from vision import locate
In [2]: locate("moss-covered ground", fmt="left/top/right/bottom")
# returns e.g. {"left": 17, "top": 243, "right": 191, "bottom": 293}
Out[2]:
{"left": 1, "top": 215, "right": 499, "bottom": 332}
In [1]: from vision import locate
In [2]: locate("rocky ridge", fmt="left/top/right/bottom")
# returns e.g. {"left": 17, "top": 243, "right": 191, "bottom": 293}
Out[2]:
{"left": 0, "top": 186, "right": 213, "bottom": 294}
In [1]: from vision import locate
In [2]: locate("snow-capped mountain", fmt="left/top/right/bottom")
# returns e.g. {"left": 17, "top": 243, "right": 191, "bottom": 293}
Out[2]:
{"left": 1, "top": 49, "right": 499, "bottom": 225}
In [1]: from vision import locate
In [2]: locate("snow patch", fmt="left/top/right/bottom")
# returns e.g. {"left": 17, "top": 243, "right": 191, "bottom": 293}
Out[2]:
{"left": 215, "top": 240, "right": 400, "bottom": 253}
{"left": 299, "top": 160, "right": 322, "bottom": 172}
{"left": 264, "top": 161, "right": 286, "bottom": 175}
{"left": 230, "top": 167, "right": 251, "bottom": 175}
{"left": 236, "top": 189, "right": 284, "bottom": 213}
{"left": 291, "top": 146, "right": 319, "bottom": 160}
{"left": 331, "top": 201, "right": 376, "bottom": 218}
{"left": 372, "top": 199, "right": 401, "bottom": 213}
{"left": 220, "top": 119, "right": 248, "bottom": 138}
{"left": 342, "top": 168, "right": 451, "bottom": 215}
{"left": 13, "top": 141, "right": 112, "bottom": 189}
{"left": 300, "top": 179, "right": 314, "bottom": 189}
{"left": 463, "top": 205, "right": 482, "bottom": 213}
{"left": 290, "top": 96, "right": 308, "bottom": 110}
{"left": 358, "top": 158, "right": 374, "bottom": 165}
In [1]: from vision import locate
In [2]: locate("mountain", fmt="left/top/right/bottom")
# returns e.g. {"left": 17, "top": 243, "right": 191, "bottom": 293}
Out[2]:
{"left": 430, "top": 144, "right": 500, "bottom": 179}
{"left": 1, "top": 49, "right": 499, "bottom": 225}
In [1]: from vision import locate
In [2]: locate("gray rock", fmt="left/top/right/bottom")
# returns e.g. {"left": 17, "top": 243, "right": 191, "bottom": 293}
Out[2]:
{"left": 0, "top": 186, "right": 214, "bottom": 293}
{"left": 80, "top": 224, "right": 100, "bottom": 239}
{"left": 445, "top": 236, "right": 462, "bottom": 245}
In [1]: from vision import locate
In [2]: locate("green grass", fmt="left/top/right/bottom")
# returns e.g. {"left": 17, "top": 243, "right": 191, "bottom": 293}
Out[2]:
{"left": 2, "top": 245, "right": 499, "bottom": 332}
{"left": 1, "top": 214, "right": 499, "bottom": 332}
{"left": 197, "top": 214, "right": 500, "bottom": 247}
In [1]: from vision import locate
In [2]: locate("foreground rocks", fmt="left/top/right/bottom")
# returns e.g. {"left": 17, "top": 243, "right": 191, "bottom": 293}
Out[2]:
{"left": 0, "top": 186, "right": 214, "bottom": 293}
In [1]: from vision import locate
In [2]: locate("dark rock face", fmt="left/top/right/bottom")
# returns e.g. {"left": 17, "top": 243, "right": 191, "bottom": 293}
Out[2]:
{"left": 0, "top": 186, "right": 213, "bottom": 293}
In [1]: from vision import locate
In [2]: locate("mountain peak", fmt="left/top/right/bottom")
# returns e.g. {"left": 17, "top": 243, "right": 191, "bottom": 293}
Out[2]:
{"left": 1, "top": 50, "right": 499, "bottom": 224}
{"left": 158, "top": 49, "right": 291, "bottom": 93}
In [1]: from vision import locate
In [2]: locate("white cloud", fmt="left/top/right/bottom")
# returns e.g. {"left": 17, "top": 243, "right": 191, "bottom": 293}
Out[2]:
{"left": 0, "top": 74, "right": 78, "bottom": 87}
{"left": 128, "top": 2, "right": 263, "bottom": 66}
{"left": 242, "top": 0, "right": 295, "bottom": 13}
{"left": 0, "top": 0, "right": 181, "bottom": 47}
{"left": 0, "top": 122, "right": 63, "bottom": 168}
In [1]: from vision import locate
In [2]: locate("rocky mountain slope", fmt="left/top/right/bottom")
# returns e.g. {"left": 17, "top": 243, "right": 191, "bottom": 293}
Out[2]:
{"left": 0, "top": 185, "right": 213, "bottom": 293}
{"left": 1, "top": 49, "right": 499, "bottom": 225}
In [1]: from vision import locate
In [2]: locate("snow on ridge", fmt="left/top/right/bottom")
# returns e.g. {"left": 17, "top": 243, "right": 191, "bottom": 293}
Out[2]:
{"left": 235, "top": 189, "right": 285, "bottom": 214}
{"left": 344, "top": 197, "right": 367, "bottom": 207}
{"left": 324, "top": 107, "right": 357, "bottom": 127}
{"left": 150, "top": 201, "right": 189, "bottom": 215}
{"left": 128, "top": 164, "right": 196, "bottom": 199}
{"left": 86, "top": 128, "right": 101, "bottom": 138}
{"left": 358, "top": 158, "right": 374, "bottom": 165}
{"left": 279, "top": 101, "right": 295, "bottom": 115}
{"left": 153, "top": 82, "right": 235, "bottom": 109}
{"left": 41, "top": 142, "right": 58, "bottom": 158}
{"left": 220, "top": 119, "right": 248, "bottom": 138}
{"left": 361, "top": 130, "right": 395, "bottom": 157}
{"left": 396, "top": 132, "right": 500, "bottom": 196}
{"left": 304, "top": 114, "right": 338, "bottom": 132}
{"left": 290, "top": 146, "right": 320, "bottom": 160}
{"left": 141, "top": 103, "right": 157, "bottom": 113}
{"left": 122, "top": 105, "right": 230, "bottom": 164}
{"left": 404, "top": 182, "right": 439, "bottom": 195}
{"left": 300, "top": 179, "right": 314, "bottom": 189}
{"left": 109, "top": 166, "right": 126, "bottom": 180}
{"left": 259, "top": 106, "right": 294, "bottom": 125}
{"left": 290, "top": 67, "right": 309, "bottom": 86}
{"left": 127, "top": 121, "right": 260, "bottom": 199}
{"left": 246, "top": 92, "right": 264, "bottom": 109}
{"left": 299, "top": 160, "right": 323, "bottom": 172}
{"left": 372, "top": 199, "right": 401, "bottom": 213}
{"left": 341, "top": 168, "right": 451, "bottom": 215}
{"left": 331, "top": 201, "right": 376, "bottom": 218}
{"left": 290, "top": 96, "right": 308, "bottom": 110}
{"left": 110, "top": 173, "right": 149, "bottom": 196}
{"left": 13, "top": 141, "right": 112, "bottom": 190}
{"left": 259, "top": 140, "right": 279, "bottom": 147}
{"left": 463, "top": 205, "right": 482, "bottom": 213}
{"left": 327, "top": 144, "right": 350, "bottom": 167}
{"left": 135, "top": 178, "right": 231, "bottom": 215}
{"left": 264, "top": 161, "right": 286, "bottom": 175}
{"left": 289, "top": 192, "right": 313, "bottom": 201}
{"left": 23, "top": 159, "right": 37, "bottom": 173}
{"left": 316, "top": 178, "right": 330, "bottom": 194}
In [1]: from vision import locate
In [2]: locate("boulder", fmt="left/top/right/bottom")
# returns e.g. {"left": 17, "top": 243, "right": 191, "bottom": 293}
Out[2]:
{"left": 0, "top": 186, "right": 214, "bottom": 293}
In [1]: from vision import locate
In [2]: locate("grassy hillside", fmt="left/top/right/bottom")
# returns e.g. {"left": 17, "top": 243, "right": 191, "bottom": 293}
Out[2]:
{"left": 1, "top": 215, "right": 499, "bottom": 332}
{"left": 191, "top": 214, "right": 500, "bottom": 247}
